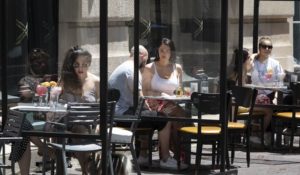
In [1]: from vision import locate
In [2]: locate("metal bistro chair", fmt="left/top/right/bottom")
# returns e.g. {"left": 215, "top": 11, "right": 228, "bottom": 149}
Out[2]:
{"left": 0, "top": 110, "right": 25, "bottom": 175}
{"left": 111, "top": 98, "right": 145, "bottom": 175}
{"left": 228, "top": 80, "right": 265, "bottom": 148}
{"left": 177, "top": 92, "right": 230, "bottom": 174}
{"left": 272, "top": 82, "right": 300, "bottom": 150}
{"left": 228, "top": 86, "right": 257, "bottom": 167}
{"left": 48, "top": 101, "right": 116, "bottom": 174}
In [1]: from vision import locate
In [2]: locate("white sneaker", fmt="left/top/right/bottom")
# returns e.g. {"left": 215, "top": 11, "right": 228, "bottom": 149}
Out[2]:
{"left": 160, "top": 157, "right": 188, "bottom": 170}
{"left": 249, "top": 136, "right": 261, "bottom": 145}
{"left": 283, "top": 128, "right": 300, "bottom": 136}
{"left": 137, "top": 156, "right": 148, "bottom": 166}
{"left": 283, "top": 128, "right": 291, "bottom": 135}
{"left": 284, "top": 135, "right": 290, "bottom": 146}
{"left": 264, "top": 133, "right": 272, "bottom": 146}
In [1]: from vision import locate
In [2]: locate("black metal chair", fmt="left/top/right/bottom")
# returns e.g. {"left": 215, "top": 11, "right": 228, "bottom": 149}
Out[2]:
{"left": 48, "top": 101, "right": 116, "bottom": 174}
{"left": 228, "top": 86, "right": 257, "bottom": 167}
{"left": 272, "top": 82, "right": 300, "bottom": 149}
{"left": 177, "top": 92, "right": 230, "bottom": 174}
{"left": 0, "top": 110, "right": 25, "bottom": 175}
{"left": 228, "top": 79, "right": 265, "bottom": 148}
{"left": 111, "top": 98, "right": 145, "bottom": 175}
{"left": 48, "top": 88, "right": 142, "bottom": 174}
{"left": 235, "top": 107, "right": 265, "bottom": 148}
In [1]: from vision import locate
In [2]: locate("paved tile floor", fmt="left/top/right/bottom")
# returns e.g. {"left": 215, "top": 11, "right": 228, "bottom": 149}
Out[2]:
{"left": 2, "top": 142, "right": 300, "bottom": 174}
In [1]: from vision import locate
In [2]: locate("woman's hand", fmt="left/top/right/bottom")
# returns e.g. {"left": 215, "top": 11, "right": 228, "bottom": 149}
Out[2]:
{"left": 161, "top": 92, "right": 170, "bottom": 97}
{"left": 19, "top": 85, "right": 33, "bottom": 101}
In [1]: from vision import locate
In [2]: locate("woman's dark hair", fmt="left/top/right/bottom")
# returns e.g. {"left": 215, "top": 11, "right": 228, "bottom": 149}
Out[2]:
{"left": 60, "top": 46, "right": 92, "bottom": 95}
{"left": 29, "top": 48, "right": 50, "bottom": 63}
{"left": 27, "top": 48, "right": 50, "bottom": 75}
{"left": 233, "top": 48, "right": 249, "bottom": 73}
{"left": 154, "top": 38, "right": 176, "bottom": 63}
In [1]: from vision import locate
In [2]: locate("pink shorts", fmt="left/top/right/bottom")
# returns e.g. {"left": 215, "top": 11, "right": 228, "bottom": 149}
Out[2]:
{"left": 146, "top": 99, "right": 177, "bottom": 114}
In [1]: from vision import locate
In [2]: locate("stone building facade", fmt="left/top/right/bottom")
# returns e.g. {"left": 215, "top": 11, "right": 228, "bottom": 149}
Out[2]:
{"left": 58, "top": 0, "right": 298, "bottom": 80}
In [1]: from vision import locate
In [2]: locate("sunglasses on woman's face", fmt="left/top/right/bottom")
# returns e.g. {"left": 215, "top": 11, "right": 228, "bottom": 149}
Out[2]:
{"left": 260, "top": 44, "right": 273, "bottom": 50}
{"left": 73, "top": 63, "right": 90, "bottom": 69}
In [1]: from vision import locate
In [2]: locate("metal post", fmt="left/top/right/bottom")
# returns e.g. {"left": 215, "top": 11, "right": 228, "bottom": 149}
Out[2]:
{"left": 100, "top": 0, "right": 108, "bottom": 174}
{"left": 155, "top": 0, "right": 162, "bottom": 38}
{"left": 238, "top": 0, "right": 244, "bottom": 86}
{"left": 294, "top": 1, "right": 300, "bottom": 63}
{"left": 220, "top": 0, "right": 228, "bottom": 172}
{"left": 133, "top": 0, "right": 140, "bottom": 110}
{"left": 253, "top": 0, "right": 259, "bottom": 53}
{"left": 1, "top": 0, "right": 8, "bottom": 129}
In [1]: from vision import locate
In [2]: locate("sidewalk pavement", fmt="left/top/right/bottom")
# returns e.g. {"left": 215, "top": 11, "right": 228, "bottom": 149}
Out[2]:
{"left": 2, "top": 143, "right": 300, "bottom": 174}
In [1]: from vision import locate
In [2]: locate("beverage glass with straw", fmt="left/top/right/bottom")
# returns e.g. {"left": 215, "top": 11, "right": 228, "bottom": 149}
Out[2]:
{"left": 36, "top": 85, "right": 48, "bottom": 106}
{"left": 50, "top": 86, "right": 62, "bottom": 109}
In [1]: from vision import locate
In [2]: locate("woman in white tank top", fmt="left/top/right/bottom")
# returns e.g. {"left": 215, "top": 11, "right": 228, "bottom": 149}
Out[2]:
{"left": 142, "top": 38, "right": 189, "bottom": 170}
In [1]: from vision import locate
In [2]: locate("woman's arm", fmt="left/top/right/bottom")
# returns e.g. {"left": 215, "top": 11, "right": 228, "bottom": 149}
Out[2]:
{"left": 95, "top": 79, "right": 100, "bottom": 100}
{"left": 85, "top": 72, "right": 100, "bottom": 101}
{"left": 142, "top": 63, "right": 160, "bottom": 96}
{"left": 18, "top": 77, "right": 36, "bottom": 102}
{"left": 276, "top": 62, "right": 286, "bottom": 81}
{"left": 176, "top": 64, "right": 183, "bottom": 86}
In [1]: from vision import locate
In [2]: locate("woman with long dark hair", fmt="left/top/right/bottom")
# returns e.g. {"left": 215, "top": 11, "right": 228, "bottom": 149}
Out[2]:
{"left": 59, "top": 46, "right": 100, "bottom": 174}
{"left": 142, "top": 38, "right": 188, "bottom": 170}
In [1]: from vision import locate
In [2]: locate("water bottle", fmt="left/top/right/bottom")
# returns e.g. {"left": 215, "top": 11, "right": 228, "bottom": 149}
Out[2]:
{"left": 201, "top": 75, "right": 209, "bottom": 93}
{"left": 175, "top": 86, "right": 183, "bottom": 96}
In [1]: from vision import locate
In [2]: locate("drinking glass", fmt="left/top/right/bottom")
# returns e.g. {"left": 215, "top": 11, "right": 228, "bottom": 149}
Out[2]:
{"left": 49, "top": 87, "right": 62, "bottom": 109}
{"left": 190, "top": 82, "right": 198, "bottom": 93}
{"left": 36, "top": 85, "right": 48, "bottom": 106}
{"left": 291, "top": 74, "right": 298, "bottom": 82}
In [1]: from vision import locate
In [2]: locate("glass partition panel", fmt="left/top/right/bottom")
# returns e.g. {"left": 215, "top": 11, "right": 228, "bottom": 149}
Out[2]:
{"left": 107, "top": 1, "right": 134, "bottom": 80}
{"left": 249, "top": 1, "right": 300, "bottom": 83}
{"left": 0, "top": 1, "right": 104, "bottom": 112}
{"left": 227, "top": 0, "right": 241, "bottom": 86}
{"left": 1, "top": 0, "right": 58, "bottom": 104}
{"left": 138, "top": 0, "right": 232, "bottom": 93}
{"left": 59, "top": 0, "right": 100, "bottom": 81}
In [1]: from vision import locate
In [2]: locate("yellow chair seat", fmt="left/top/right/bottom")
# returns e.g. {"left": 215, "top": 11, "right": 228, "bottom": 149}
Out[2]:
{"left": 237, "top": 111, "right": 265, "bottom": 117}
{"left": 179, "top": 126, "right": 221, "bottom": 135}
{"left": 228, "top": 122, "right": 246, "bottom": 129}
{"left": 274, "top": 112, "right": 300, "bottom": 119}
{"left": 238, "top": 107, "right": 249, "bottom": 113}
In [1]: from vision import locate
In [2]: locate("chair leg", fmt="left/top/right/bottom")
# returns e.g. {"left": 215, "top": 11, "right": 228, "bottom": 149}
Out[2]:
{"left": 271, "top": 117, "right": 275, "bottom": 149}
{"left": 226, "top": 147, "right": 230, "bottom": 170}
{"left": 230, "top": 135, "right": 235, "bottom": 164}
{"left": 216, "top": 144, "right": 220, "bottom": 166}
{"left": 2, "top": 144, "right": 5, "bottom": 175}
{"left": 148, "top": 130, "right": 153, "bottom": 166}
{"left": 195, "top": 142, "right": 202, "bottom": 175}
{"left": 11, "top": 162, "right": 15, "bottom": 175}
{"left": 212, "top": 142, "right": 216, "bottom": 169}
{"left": 62, "top": 150, "right": 68, "bottom": 175}
{"left": 246, "top": 131, "right": 250, "bottom": 167}
{"left": 42, "top": 139, "right": 47, "bottom": 175}
{"left": 130, "top": 144, "right": 141, "bottom": 175}
{"left": 261, "top": 118, "right": 265, "bottom": 148}
{"left": 176, "top": 132, "right": 181, "bottom": 170}
{"left": 290, "top": 123, "right": 296, "bottom": 150}
{"left": 108, "top": 151, "right": 114, "bottom": 175}
{"left": 51, "top": 159, "right": 55, "bottom": 175}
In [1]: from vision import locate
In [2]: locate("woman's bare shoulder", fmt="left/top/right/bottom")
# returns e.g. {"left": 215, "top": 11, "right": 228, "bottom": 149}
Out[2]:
{"left": 175, "top": 63, "right": 183, "bottom": 73}
{"left": 144, "top": 62, "right": 155, "bottom": 73}
{"left": 175, "top": 63, "right": 183, "bottom": 69}
{"left": 145, "top": 62, "right": 154, "bottom": 68}
{"left": 88, "top": 72, "right": 100, "bottom": 81}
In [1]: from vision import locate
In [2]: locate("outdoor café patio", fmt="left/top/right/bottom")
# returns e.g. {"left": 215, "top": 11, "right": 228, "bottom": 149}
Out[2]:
{"left": 1, "top": 0, "right": 300, "bottom": 174}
